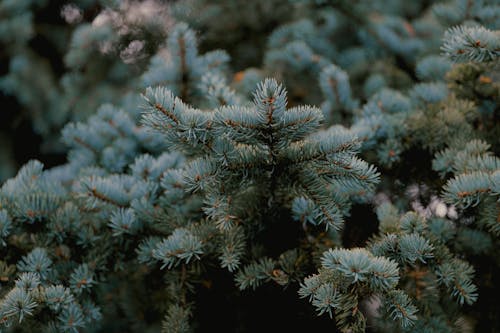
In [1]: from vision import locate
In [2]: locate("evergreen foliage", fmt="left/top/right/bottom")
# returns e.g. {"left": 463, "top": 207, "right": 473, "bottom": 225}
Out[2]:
{"left": 0, "top": 0, "right": 499, "bottom": 332}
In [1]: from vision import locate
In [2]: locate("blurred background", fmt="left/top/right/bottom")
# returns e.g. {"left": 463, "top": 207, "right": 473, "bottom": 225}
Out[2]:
{"left": 0, "top": 0, "right": 295, "bottom": 182}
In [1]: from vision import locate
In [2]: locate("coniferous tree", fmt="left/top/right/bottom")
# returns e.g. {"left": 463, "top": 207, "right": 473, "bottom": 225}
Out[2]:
{"left": 0, "top": 1, "right": 499, "bottom": 332}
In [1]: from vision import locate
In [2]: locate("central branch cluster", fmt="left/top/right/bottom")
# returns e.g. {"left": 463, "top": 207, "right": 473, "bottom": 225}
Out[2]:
{"left": 142, "top": 78, "right": 380, "bottom": 232}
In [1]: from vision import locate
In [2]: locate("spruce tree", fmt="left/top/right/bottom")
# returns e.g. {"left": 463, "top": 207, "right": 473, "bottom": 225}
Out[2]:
{"left": 0, "top": 1, "right": 499, "bottom": 332}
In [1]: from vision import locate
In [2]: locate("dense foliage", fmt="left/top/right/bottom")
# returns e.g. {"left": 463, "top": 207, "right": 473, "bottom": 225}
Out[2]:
{"left": 0, "top": 0, "right": 499, "bottom": 332}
